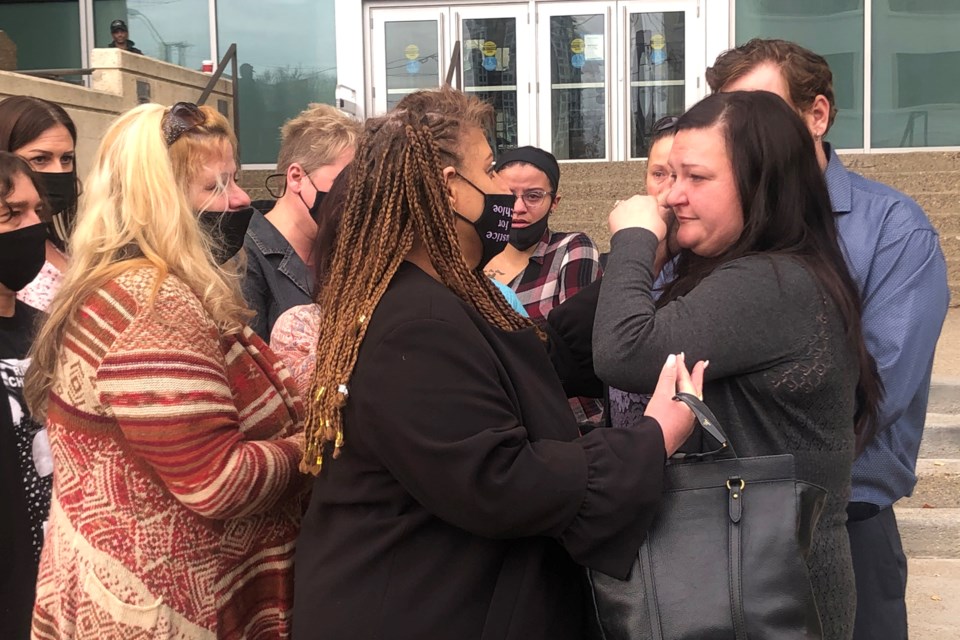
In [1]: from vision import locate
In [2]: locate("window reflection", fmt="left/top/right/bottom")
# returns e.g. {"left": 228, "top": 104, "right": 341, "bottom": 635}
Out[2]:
{"left": 218, "top": 0, "right": 338, "bottom": 164}
{"left": 93, "top": 0, "right": 210, "bottom": 70}
{"left": 0, "top": 1, "right": 82, "bottom": 73}
{"left": 872, "top": 2, "right": 960, "bottom": 147}
{"left": 462, "top": 18, "right": 519, "bottom": 154}
{"left": 629, "top": 12, "right": 685, "bottom": 159}
{"left": 736, "top": 0, "right": 864, "bottom": 148}
{"left": 385, "top": 21, "right": 440, "bottom": 111}
{"left": 549, "top": 14, "right": 606, "bottom": 160}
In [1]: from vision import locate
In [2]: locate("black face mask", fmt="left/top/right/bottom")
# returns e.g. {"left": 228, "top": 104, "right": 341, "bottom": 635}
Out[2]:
{"left": 454, "top": 174, "right": 514, "bottom": 269}
{"left": 197, "top": 206, "right": 255, "bottom": 265}
{"left": 298, "top": 176, "right": 326, "bottom": 222}
{"left": 37, "top": 171, "right": 78, "bottom": 251}
{"left": 510, "top": 215, "right": 549, "bottom": 251}
{"left": 0, "top": 223, "right": 47, "bottom": 291}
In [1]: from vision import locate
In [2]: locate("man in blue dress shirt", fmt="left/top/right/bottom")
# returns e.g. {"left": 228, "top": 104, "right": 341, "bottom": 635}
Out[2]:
{"left": 706, "top": 38, "right": 950, "bottom": 640}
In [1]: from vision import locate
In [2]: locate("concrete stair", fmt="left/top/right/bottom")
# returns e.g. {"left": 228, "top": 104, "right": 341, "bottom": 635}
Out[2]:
{"left": 900, "top": 378, "right": 960, "bottom": 638}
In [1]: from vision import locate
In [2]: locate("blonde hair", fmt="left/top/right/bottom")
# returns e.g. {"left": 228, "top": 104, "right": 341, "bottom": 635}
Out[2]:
{"left": 25, "top": 103, "right": 249, "bottom": 416}
{"left": 277, "top": 103, "right": 361, "bottom": 175}
{"left": 167, "top": 105, "right": 237, "bottom": 211}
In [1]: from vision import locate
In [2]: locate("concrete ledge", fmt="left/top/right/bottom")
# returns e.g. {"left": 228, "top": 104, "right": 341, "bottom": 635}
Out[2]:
{"left": 2, "top": 50, "right": 234, "bottom": 176}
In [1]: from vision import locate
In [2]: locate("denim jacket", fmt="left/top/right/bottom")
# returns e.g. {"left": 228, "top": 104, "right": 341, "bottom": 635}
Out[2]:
{"left": 241, "top": 211, "right": 313, "bottom": 341}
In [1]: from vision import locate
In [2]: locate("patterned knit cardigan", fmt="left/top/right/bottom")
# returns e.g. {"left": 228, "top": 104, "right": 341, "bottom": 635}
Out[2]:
{"left": 32, "top": 268, "right": 306, "bottom": 640}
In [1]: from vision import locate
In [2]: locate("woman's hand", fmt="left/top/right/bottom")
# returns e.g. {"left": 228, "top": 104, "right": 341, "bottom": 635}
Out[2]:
{"left": 644, "top": 353, "right": 708, "bottom": 456}
{"left": 608, "top": 195, "right": 667, "bottom": 241}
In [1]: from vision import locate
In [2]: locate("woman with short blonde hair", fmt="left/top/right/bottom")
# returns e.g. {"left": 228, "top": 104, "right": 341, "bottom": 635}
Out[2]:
{"left": 243, "top": 103, "right": 361, "bottom": 340}
{"left": 27, "top": 102, "right": 304, "bottom": 639}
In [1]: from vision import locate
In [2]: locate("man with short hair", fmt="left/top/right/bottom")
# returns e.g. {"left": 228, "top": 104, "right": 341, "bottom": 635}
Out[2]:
{"left": 107, "top": 19, "right": 143, "bottom": 55}
{"left": 706, "top": 38, "right": 949, "bottom": 640}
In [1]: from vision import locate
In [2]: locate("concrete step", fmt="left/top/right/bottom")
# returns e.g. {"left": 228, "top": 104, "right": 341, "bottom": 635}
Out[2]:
{"left": 898, "top": 459, "right": 960, "bottom": 509}
{"left": 906, "top": 558, "right": 960, "bottom": 640}
{"left": 920, "top": 414, "right": 960, "bottom": 458}
{"left": 895, "top": 506, "right": 960, "bottom": 559}
{"left": 928, "top": 377, "right": 960, "bottom": 414}
{"left": 867, "top": 171, "right": 960, "bottom": 195}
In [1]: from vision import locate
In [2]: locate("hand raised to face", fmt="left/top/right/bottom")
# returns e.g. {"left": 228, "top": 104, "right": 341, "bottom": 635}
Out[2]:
{"left": 608, "top": 194, "right": 670, "bottom": 241}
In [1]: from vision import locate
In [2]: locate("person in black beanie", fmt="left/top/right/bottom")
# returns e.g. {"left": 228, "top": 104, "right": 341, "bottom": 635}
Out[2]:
{"left": 484, "top": 145, "right": 604, "bottom": 424}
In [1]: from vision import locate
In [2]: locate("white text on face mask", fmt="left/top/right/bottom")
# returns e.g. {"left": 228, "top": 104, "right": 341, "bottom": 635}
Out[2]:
{"left": 492, "top": 204, "right": 512, "bottom": 215}
{"left": 485, "top": 231, "right": 510, "bottom": 242}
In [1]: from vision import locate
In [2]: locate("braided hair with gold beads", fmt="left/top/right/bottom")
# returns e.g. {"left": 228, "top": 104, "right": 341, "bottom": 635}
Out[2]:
{"left": 301, "top": 88, "right": 537, "bottom": 475}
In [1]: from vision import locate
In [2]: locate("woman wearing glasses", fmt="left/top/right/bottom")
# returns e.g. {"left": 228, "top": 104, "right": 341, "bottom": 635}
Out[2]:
{"left": 484, "top": 146, "right": 604, "bottom": 422}
{"left": 26, "top": 103, "right": 304, "bottom": 639}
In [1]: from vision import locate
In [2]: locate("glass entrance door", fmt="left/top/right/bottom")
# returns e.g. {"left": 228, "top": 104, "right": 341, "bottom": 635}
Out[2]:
{"left": 368, "top": 1, "right": 704, "bottom": 161}
{"left": 620, "top": 1, "right": 703, "bottom": 159}
{"left": 370, "top": 8, "right": 446, "bottom": 112}
{"left": 456, "top": 5, "right": 531, "bottom": 154}
{"left": 537, "top": 2, "right": 615, "bottom": 160}
{"left": 368, "top": 4, "right": 533, "bottom": 153}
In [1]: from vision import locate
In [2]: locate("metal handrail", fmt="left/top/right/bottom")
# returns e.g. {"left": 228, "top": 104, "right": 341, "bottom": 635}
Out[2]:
{"left": 444, "top": 41, "right": 462, "bottom": 90}
{"left": 16, "top": 68, "right": 93, "bottom": 80}
{"left": 197, "top": 43, "right": 240, "bottom": 151}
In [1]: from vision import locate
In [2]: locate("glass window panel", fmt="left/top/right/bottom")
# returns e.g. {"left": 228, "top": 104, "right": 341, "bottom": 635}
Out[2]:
{"left": 549, "top": 14, "right": 606, "bottom": 161}
{"left": 462, "top": 17, "right": 518, "bottom": 155}
{"left": 735, "top": 0, "right": 864, "bottom": 148}
{"left": 629, "top": 12, "right": 686, "bottom": 158}
{"left": 0, "top": 1, "right": 82, "bottom": 73}
{"left": 872, "top": 1, "right": 960, "bottom": 148}
{"left": 384, "top": 20, "right": 440, "bottom": 111}
{"left": 218, "top": 0, "right": 337, "bottom": 164}
{"left": 93, "top": 0, "right": 210, "bottom": 70}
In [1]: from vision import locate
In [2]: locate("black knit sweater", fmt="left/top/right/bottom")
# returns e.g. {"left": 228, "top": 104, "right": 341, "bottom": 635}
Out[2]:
{"left": 594, "top": 228, "right": 858, "bottom": 640}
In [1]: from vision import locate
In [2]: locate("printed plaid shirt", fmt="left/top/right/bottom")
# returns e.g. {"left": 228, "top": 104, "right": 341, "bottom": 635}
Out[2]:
{"left": 510, "top": 228, "right": 604, "bottom": 422}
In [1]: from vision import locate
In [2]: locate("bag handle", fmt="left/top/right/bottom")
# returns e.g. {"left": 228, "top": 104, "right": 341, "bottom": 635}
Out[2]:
{"left": 671, "top": 392, "right": 738, "bottom": 459}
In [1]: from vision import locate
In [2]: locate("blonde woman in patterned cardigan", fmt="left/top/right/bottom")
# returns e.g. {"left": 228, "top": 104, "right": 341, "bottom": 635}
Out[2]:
{"left": 24, "top": 102, "right": 305, "bottom": 639}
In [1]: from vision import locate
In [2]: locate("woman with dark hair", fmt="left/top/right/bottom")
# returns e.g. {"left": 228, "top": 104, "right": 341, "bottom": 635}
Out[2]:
{"left": 0, "top": 96, "right": 79, "bottom": 311}
{"left": 0, "top": 151, "right": 51, "bottom": 639}
{"left": 594, "top": 90, "right": 881, "bottom": 640}
{"left": 291, "top": 87, "right": 706, "bottom": 639}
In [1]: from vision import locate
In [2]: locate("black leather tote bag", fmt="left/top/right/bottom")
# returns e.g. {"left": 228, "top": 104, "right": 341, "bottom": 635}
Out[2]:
{"left": 587, "top": 393, "right": 827, "bottom": 640}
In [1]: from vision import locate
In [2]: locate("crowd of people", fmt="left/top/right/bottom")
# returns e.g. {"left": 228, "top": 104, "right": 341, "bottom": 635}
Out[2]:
{"left": 0, "top": 38, "right": 948, "bottom": 640}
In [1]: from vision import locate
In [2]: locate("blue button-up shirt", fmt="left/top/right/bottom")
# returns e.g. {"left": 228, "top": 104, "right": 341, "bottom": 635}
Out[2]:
{"left": 824, "top": 145, "right": 950, "bottom": 508}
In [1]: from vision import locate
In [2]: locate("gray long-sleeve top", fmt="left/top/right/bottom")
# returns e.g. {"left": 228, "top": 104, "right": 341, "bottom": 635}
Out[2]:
{"left": 593, "top": 227, "right": 859, "bottom": 640}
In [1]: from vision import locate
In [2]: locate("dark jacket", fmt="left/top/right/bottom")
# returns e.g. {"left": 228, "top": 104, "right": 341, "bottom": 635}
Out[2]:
{"left": 293, "top": 262, "right": 669, "bottom": 640}
{"left": 107, "top": 40, "right": 143, "bottom": 55}
{"left": 241, "top": 210, "right": 313, "bottom": 341}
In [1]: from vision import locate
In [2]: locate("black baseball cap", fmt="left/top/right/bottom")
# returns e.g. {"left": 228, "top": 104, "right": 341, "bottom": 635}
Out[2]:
{"left": 110, "top": 19, "right": 128, "bottom": 32}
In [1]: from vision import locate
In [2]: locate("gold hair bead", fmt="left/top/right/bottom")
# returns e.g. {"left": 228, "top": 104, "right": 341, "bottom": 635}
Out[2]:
{"left": 314, "top": 385, "right": 326, "bottom": 402}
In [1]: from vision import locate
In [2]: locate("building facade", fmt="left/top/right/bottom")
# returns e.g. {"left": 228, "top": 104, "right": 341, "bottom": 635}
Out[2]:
{"left": 2, "top": 0, "right": 958, "bottom": 166}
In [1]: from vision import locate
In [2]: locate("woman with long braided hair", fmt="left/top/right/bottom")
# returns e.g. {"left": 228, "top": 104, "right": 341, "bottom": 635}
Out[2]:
{"left": 293, "top": 88, "right": 704, "bottom": 639}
